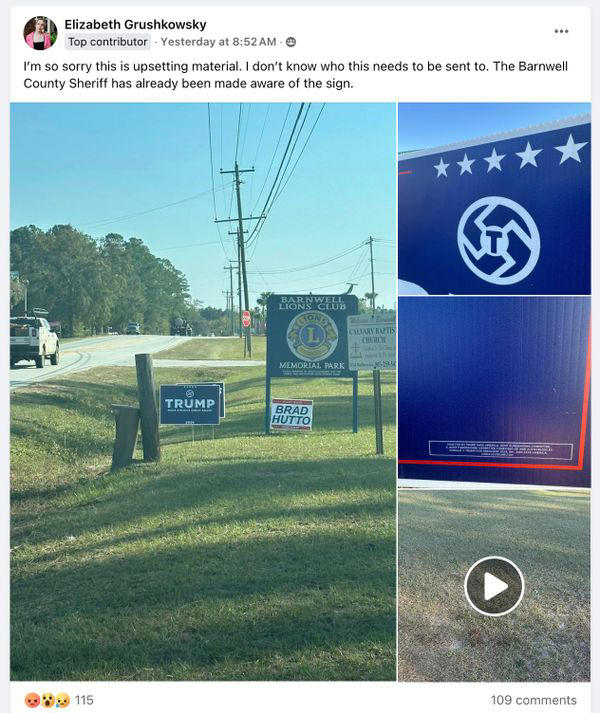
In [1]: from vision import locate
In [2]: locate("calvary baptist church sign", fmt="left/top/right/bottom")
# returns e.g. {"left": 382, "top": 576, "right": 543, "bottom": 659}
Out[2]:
{"left": 398, "top": 116, "right": 590, "bottom": 295}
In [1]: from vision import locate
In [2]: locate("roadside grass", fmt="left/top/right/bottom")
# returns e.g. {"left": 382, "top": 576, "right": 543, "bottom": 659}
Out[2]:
{"left": 155, "top": 336, "right": 266, "bottom": 361}
{"left": 398, "top": 489, "right": 590, "bottom": 682}
{"left": 11, "top": 365, "right": 395, "bottom": 680}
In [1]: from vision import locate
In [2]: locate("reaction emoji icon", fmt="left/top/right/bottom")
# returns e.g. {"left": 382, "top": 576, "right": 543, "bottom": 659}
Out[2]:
{"left": 24, "top": 692, "right": 40, "bottom": 708}
{"left": 40, "top": 693, "right": 55, "bottom": 708}
{"left": 56, "top": 693, "right": 70, "bottom": 708}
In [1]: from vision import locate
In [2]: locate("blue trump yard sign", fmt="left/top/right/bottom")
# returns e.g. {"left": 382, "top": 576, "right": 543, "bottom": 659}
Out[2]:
{"left": 398, "top": 116, "right": 590, "bottom": 294}
{"left": 160, "top": 383, "right": 221, "bottom": 425}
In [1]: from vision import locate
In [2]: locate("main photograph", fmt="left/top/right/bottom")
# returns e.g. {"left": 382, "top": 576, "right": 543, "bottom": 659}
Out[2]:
{"left": 10, "top": 102, "right": 397, "bottom": 681}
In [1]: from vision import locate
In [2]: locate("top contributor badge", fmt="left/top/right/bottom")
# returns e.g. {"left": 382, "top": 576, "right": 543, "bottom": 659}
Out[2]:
{"left": 286, "top": 310, "right": 339, "bottom": 361}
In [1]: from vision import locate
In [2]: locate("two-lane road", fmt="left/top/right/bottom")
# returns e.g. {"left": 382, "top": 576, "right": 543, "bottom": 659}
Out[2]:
{"left": 10, "top": 334, "right": 187, "bottom": 390}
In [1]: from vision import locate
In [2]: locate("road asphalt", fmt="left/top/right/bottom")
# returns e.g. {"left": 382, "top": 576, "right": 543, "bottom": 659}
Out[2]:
{"left": 10, "top": 335, "right": 263, "bottom": 390}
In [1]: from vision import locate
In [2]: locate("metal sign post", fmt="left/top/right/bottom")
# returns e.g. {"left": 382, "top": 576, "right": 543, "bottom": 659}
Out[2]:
{"left": 373, "top": 369, "right": 383, "bottom": 454}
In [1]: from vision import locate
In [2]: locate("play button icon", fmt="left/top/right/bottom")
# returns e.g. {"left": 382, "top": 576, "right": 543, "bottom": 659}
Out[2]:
{"left": 464, "top": 556, "right": 524, "bottom": 616}
{"left": 484, "top": 572, "right": 509, "bottom": 601}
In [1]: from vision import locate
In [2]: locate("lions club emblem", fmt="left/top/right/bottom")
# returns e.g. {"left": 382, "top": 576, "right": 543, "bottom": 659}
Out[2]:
{"left": 286, "top": 310, "right": 338, "bottom": 362}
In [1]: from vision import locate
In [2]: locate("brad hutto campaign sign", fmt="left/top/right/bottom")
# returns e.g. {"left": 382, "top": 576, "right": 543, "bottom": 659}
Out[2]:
{"left": 398, "top": 116, "right": 590, "bottom": 295}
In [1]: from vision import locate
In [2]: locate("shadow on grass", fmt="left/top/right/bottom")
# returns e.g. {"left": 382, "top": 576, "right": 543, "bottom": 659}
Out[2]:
{"left": 11, "top": 369, "right": 396, "bottom": 487}
{"left": 13, "top": 455, "right": 394, "bottom": 545}
{"left": 12, "top": 457, "right": 395, "bottom": 681}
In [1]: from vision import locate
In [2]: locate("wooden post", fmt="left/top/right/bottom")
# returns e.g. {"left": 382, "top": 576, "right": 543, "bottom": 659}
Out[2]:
{"left": 135, "top": 353, "right": 161, "bottom": 462}
{"left": 111, "top": 405, "right": 140, "bottom": 470}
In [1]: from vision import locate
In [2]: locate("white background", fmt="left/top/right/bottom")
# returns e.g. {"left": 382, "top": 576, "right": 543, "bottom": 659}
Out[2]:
{"left": 9, "top": 6, "right": 591, "bottom": 101}
{"left": 2, "top": 2, "right": 597, "bottom": 712}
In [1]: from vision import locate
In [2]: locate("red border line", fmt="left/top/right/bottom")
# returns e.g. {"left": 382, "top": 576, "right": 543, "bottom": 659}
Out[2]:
{"left": 398, "top": 170, "right": 413, "bottom": 175}
{"left": 398, "top": 317, "right": 591, "bottom": 471}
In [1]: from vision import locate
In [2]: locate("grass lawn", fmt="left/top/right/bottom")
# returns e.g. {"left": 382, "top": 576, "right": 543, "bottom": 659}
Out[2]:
{"left": 398, "top": 489, "right": 590, "bottom": 682}
{"left": 11, "top": 365, "right": 395, "bottom": 680}
{"left": 156, "top": 336, "right": 266, "bottom": 361}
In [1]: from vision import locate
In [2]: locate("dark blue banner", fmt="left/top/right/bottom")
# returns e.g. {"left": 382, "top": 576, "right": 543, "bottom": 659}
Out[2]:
{"left": 266, "top": 294, "right": 358, "bottom": 378}
{"left": 398, "top": 118, "right": 590, "bottom": 295}
{"left": 160, "top": 383, "right": 221, "bottom": 425}
{"left": 397, "top": 296, "right": 590, "bottom": 487}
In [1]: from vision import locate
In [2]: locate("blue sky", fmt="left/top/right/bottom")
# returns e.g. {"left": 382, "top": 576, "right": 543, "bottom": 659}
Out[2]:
{"left": 398, "top": 103, "right": 591, "bottom": 153}
{"left": 11, "top": 103, "right": 396, "bottom": 308}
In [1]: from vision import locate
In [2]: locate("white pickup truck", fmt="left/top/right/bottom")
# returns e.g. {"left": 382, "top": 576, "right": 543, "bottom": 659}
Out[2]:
{"left": 10, "top": 315, "right": 60, "bottom": 369}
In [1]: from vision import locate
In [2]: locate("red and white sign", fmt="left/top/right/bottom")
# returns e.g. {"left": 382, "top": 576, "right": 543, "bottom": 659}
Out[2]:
{"left": 270, "top": 398, "right": 314, "bottom": 431}
{"left": 242, "top": 310, "right": 251, "bottom": 328}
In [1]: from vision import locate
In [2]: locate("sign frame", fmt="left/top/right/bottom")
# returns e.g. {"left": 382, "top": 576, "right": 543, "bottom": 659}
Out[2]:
{"left": 160, "top": 383, "right": 221, "bottom": 426}
{"left": 178, "top": 381, "right": 226, "bottom": 419}
{"left": 347, "top": 314, "right": 396, "bottom": 371}
{"left": 269, "top": 398, "right": 314, "bottom": 432}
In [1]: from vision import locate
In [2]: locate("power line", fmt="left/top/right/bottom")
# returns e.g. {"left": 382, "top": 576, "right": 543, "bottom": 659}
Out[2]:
{"left": 79, "top": 183, "right": 231, "bottom": 229}
{"left": 269, "top": 103, "right": 325, "bottom": 208}
{"left": 207, "top": 103, "right": 231, "bottom": 260}
{"left": 252, "top": 104, "right": 271, "bottom": 167}
{"left": 346, "top": 245, "right": 369, "bottom": 283}
{"left": 251, "top": 260, "right": 369, "bottom": 288}
{"left": 247, "top": 103, "right": 325, "bottom": 256}
{"left": 239, "top": 104, "right": 252, "bottom": 165}
{"left": 155, "top": 239, "right": 222, "bottom": 252}
{"left": 245, "top": 103, "right": 307, "bottom": 248}
{"left": 248, "top": 104, "right": 271, "bottom": 207}
{"left": 247, "top": 241, "right": 365, "bottom": 275}
{"left": 250, "top": 103, "right": 292, "bottom": 216}
{"left": 234, "top": 102, "right": 243, "bottom": 163}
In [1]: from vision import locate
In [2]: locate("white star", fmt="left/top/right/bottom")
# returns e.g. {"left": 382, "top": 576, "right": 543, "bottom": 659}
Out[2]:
{"left": 554, "top": 134, "right": 588, "bottom": 164}
{"left": 483, "top": 147, "right": 505, "bottom": 172}
{"left": 434, "top": 157, "right": 450, "bottom": 177}
{"left": 515, "top": 141, "right": 542, "bottom": 168}
{"left": 457, "top": 153, "right": 475, "bottom": 175}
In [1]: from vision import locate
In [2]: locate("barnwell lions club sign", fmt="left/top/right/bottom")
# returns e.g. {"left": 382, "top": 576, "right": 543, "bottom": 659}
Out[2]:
{"left": 266, "top": 294, "right": 358, "bottom": 378}
{"left": 398, "top": 115, "right": 590, "bottom": 295}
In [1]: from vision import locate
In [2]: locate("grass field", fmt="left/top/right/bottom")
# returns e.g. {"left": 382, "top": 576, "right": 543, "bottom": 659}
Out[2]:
{"left": 11, "top": 365, "right": 395, "bottom": 680}
{"left": 156, "top": 336, "right": 266, "bottom": 361}
{"left": 398, "top": 489, "right": 590, "bottom": 682}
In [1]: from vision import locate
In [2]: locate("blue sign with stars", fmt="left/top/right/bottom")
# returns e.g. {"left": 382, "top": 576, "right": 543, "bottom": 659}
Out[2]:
{"left": 398, "top": 116, "right": 590, "bottom": 294}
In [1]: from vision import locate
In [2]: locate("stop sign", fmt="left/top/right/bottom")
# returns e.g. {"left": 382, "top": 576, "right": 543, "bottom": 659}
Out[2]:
{"left": 242, "top": 310, "right": 251, "bottom": 328}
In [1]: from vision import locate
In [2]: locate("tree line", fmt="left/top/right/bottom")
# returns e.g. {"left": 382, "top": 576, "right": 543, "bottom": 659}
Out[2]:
{"left": 11, "top": 225, "right": 395, "bottom": 338}
{"left": 11, "top": 225, "right": 194, "bottom": 337}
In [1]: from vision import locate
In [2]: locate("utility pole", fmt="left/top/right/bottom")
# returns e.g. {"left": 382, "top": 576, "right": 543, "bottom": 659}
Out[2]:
{"left": 368, "top": 236, "right": 376, "bottom": 315}
{"left": 228, "top": 232, "right": 245, "bottom": 339}
{"left": 367, "top": 236, "right": 383, "bottom": 454}
{"left": 217, "top": 162, "right": 265, "bottom": 357}
{"left": 224, "top": 263, "right": 235, "bottom": 336}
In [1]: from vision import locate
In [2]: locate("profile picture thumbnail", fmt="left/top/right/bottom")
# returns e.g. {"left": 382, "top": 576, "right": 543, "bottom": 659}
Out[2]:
{"left": 23, "top": 17, "right": 57, "bottom": 50}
